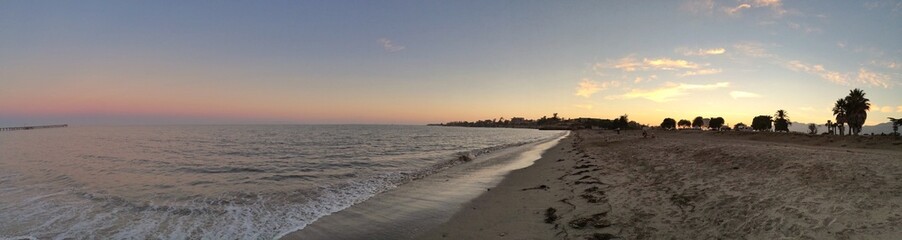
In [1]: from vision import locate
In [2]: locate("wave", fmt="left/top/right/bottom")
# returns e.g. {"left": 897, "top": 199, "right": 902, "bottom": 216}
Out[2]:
{"left": 0, "top": 130, "right": 567, "bottom": 239}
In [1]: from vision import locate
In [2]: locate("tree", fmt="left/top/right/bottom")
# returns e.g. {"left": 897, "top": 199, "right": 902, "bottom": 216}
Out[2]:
{"left": 709, "top": 117, "right": 725, "bottom": 130}
{"left": 825, "top": 120, "right": 834, "bottom": 135}
{"left": 678, "top": 119, "right": 691, "bottom": 129}
{"left": 692, "top": 116, "right": 705, "bottom": 129}
{"left": 774, "top": 109, "right": 791, "bottom": 132}
{"left": 889, "top": 117, "right": 902, "bottom": 136}
{"left": 751, "top": 115, "right": 773, "bottom": 131}
{"left": 734, "top": 122, "right": 747, "bottom": 130}
{"left": 660, "top": 118, "right": 677, "bottom": 130}
{"left": 808, "top": 123, "right": 818, "bottom": 134}
{"left": 833, "top": 98, "right": 848, "bottom": 136}
{"left": 844, "top": 88, "right": 870, "bottom": 135}
{"left": 614, "top": 114, "right": 630, "bottom": 129}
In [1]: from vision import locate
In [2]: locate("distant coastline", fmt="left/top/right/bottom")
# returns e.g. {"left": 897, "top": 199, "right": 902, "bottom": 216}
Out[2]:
{"left": 429, "top": 113, "right": 645, "bottom": 131}
{"left": 0, "top": 124, "right": 68, "bottom": 132}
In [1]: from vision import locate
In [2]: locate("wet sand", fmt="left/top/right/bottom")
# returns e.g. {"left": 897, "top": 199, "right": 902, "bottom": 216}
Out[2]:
{"left": 281, "top": 133, "right": 567, "bottom": 239}
{"left": 419, "top": 130, "right": 902, "bottom": 239}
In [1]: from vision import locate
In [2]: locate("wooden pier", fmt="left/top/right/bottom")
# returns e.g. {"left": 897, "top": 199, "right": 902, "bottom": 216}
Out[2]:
{"left": 0, "top": 124, "right": 68, "bottom": 131}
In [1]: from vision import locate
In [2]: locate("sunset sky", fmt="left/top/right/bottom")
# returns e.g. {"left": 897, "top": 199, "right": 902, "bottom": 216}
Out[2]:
{"left": 2, "top": 1, "right": 900, "bottom": 126}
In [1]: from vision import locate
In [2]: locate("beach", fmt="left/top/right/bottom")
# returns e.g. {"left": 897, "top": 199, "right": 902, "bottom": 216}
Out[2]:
{"left": 419, "top": 130, "right": 902, "bottom": 239}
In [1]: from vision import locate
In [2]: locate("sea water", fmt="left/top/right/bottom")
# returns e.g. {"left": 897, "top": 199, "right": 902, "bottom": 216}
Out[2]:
{"left": 0, "top": 125, "right": 563, "bottom": 239}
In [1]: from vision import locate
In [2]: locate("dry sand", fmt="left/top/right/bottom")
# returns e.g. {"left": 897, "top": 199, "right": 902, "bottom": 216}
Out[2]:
{"left": 418, "top": 130, "right": 902, "bottom": 239}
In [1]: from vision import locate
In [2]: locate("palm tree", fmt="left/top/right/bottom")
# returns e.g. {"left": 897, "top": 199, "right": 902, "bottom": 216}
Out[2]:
{"left": 825, "top": 120, "right": 834, "bottom": 135}
{"left": 844, "top": 88, "right": 870, "bottom": 135}
{"left": 889, "top": 117, "right": 901, "bottom": 136}
{"left": 833, "top": 98, "right": 847, "bottom": 136}
{"left": 774, "top": 109, "right": 791, "bottom": 132}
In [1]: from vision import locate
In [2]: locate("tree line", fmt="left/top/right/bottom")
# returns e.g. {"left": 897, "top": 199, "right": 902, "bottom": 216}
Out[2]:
{"left": 659, "top": 88, "right": 899, "bottom": 136}
{"left": 436, "top": 113, "right": 647, "bottom": 130}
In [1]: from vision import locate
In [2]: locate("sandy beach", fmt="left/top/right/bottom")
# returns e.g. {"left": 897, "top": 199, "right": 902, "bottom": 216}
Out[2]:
{"left": 419, "top": 130, "right": 902, "bottom": 239}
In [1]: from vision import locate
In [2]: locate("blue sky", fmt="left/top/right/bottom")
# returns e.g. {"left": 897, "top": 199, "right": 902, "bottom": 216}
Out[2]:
{"left": 1, "top": 0, "right": 900, "bottom": 126}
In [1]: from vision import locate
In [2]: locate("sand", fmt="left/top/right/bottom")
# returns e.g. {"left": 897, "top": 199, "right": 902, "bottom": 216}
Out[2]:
{"left": 418, "top": 130, "right": 902, "bottom": 239}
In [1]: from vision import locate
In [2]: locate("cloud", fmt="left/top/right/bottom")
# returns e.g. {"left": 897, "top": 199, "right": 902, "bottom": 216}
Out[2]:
{"left": 677, "top": 47, "right": 726, "bottom": 56}
{"left": 575, "top": 79, "right": 619, "bottom": 98}
{"left": 799, "top": 106, "right": 815, "bottom": 112}
{"left": 726, "top": 3, "right": 752, "bottom": 15}
{"left": 634, "top": 74, "right": 658, "bottom": 83}
{"left": 378, "top": 38, "right": 405, "bottom": 52}
{"left": 785, "top": 60, "right": 849, "bottom": 85}
{"left": 857, "top": 68, "right": 892, "bottom": 88}
{"left": 872, "top": 104, "right": 895, "bottom": 113}
{"left": 607, "top": 82, "right": 730, "bottom": 102}
{"left": 870, "top": 60, "right": 899, "bottom": 69}
{"left": 725, "top": 0, "right": 786, "bottom": 16}
{"left": 898, "top": 106, "right": 902, "bottom": 113}
{"left": 608, "top": 56, "right": 642, "bottom": 72}
{"left": 573, "top": 104, "right": 594, "bottom": 110}
{"left": 679, "top": 68, "right": 722, "bottom": 77}
{"left": 733, "top": 42, "right": 774, "bottom": 58}
{"left": 596, "top": 56, "right": 704, "bottom": 72}
{"left": 729, "top": 91, "right": 762, "bottom": 99}
{"left": 787, "top": 22, "right": 822, "bottom": 34}
{"left": 644, "top": 58, "right": 701, "bottom": 70}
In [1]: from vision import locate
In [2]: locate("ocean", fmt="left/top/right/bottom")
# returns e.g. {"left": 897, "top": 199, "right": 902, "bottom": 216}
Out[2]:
{"left": 0, "top": 125, "right": 564, "bottom": 239}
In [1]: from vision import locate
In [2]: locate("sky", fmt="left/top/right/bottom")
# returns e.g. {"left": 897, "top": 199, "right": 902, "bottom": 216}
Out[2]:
{"left": 1, "top": 0, "right": 901, "bottom": 126}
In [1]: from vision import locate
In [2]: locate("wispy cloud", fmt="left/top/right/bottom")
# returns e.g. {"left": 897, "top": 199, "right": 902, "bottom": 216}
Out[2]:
{"left": 676, "top": 47, "right": 726, "bottom": 56}
{"left": 679, "top": 68, "right": 722, "bottom": 77}
{"left": 573, "top": 104, "right": 594, "bottom": 110}
{"left": 726, "top": 4, "right": 752, "bottom": 15}
{"left": 607, "top": 82, "right": 730, "bottom": 102}
{"left": 799, "top": 106, "right": 816, "bottom": 112}
{"left": 597, "top": 56, "right": 705, "bottom": 72}
{"left": 729, "top": 91, "right": 762, "bottom": 99}
{"left": 787, "top": 22, "right": 822, "bottom": 34}
{"left": 733, "top": 42, "right": 774, "bottom": 58}
{"left": 785, "top": 60, "right": 849, "bottom": 85}
{"left": 857, "top": 68, "right": 892, "bottom": 88}
{"left": 872, "top": 104, "right": 895, "bottom": 113}
{"left": 733, "top": 41, "right": 894, "bottom": 88}
{"left": 634, "top": 74, "right": 658, "bottom": 83}
{"left": 725, "top": 0, "right": 787, "bottom": 16}
{"left": 645, "top": 58, "right": 701, "bottom": 70}
{"left": 378, "top": 38, "right": 405, "bottom": 52}
{"left": 574, "top": 79, "right": 619, "bottom": 98}
{"left": 870, "top": 60, "right": 899, "bottom": 69}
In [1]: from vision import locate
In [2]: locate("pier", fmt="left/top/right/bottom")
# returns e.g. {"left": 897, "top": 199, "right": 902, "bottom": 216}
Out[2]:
{"left": 0, "top": 124, "right": 68, "bottom": 131}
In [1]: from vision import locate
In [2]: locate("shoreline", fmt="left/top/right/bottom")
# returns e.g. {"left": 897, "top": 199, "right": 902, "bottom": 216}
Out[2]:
{"left": 280, "top": 132, "right": 569, "bottom": 239}
{"left": 420, "top": 130, "right": 902, "bottom": 239}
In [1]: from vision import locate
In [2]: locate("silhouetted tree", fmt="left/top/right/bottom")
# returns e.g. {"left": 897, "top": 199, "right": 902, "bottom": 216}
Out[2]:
{"left": 692, "top": 116, "right": 704, "bottom": 129}
{"left": 825, "top": 120, "right": 834, "bottom": 135}
{"left": 844, "top": 89, "right": 870, "bottom": 135}
{"left": 774, "top": 109, "right": 791, "bottom": 132}
{"left": 615, "top": 115, "right": 629, "bottom": 129}
{"left": 734, "top": 122, "right": 747, "bottom": 130}
{"left": 808, "top": 123, "right": 818, "bottom": 134}
{"left": 678, "top": 119, "right": 691, "bottom": 129}
{"left": 709, "top": 117, "right": 725, "bottom": 130}
{"left": 833, "top": 98, "right": 848, "bottom": 136}
{"left": 751, "top": 115, "right": 773, "bottom": 131}
{"left": 889, "top": 117, "right": 901, "bottom": 136}
{"left": 660, "top": 118, "right": 677, "bottom": 130}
